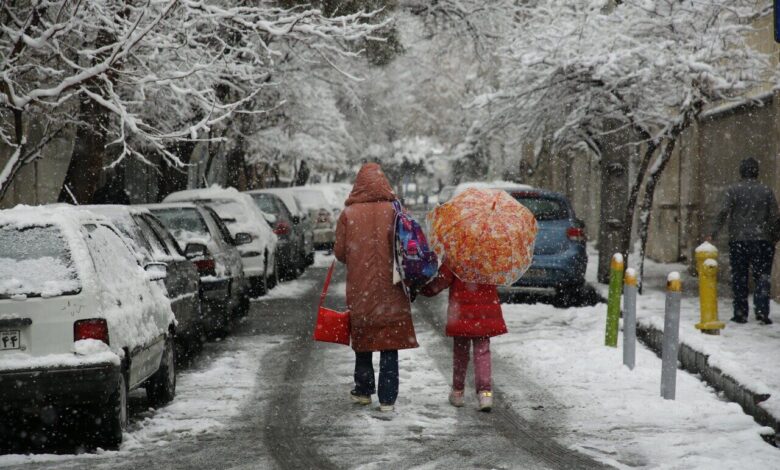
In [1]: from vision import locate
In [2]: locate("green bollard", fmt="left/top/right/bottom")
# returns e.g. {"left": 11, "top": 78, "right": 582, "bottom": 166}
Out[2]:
{"left": 605, "top": 253, "right": 625, "bottom": 347}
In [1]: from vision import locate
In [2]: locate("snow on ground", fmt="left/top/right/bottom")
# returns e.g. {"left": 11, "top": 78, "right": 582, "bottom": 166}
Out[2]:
{"left": 493, "top": 303, "right": 780, "bottom": 469}
{"left": 313, "top": 251, "right": 335, "bottom": 268}
{"left": 0, "top": 336, "right": 280, "bottom": 468}
{"left": 308, "top": 329, "right": 458, "bottom": 467}
{"left": 260, "top": 279, "right": 316, "bottom": 301}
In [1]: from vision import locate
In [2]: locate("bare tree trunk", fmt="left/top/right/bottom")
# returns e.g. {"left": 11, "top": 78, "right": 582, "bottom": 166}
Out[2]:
{"left": 58, "top": 93, "right": 108, "bottom": 204}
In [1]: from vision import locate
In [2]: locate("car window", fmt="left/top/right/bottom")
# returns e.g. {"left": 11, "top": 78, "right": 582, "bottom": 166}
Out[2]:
{"left": 293, "top": 190, "right": 328, "bottom": 210}
{"left": 83, "top": 224, "right": 142, "bottom": 296}
{"left": 511, "top": 195, "right": 569, "bottom": 221}
{"left": 251, "top": 194, "right": 279, "bottom": 215}
{"left": 204, "top": 206, "right": 236, "bottom": 246}
{"left": 0, "top": 225, "right": 81, "bottom": 298}
{"left": 144, "top": 215, "right": 183, "bottom": 256}
{"left": 134, "top": 215, "right": 171, "bottom": 258}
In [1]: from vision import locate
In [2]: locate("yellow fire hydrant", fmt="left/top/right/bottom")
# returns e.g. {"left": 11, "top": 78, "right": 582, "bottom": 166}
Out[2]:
{"left": 694, "top": 242, "right": 725, "bottom": 335}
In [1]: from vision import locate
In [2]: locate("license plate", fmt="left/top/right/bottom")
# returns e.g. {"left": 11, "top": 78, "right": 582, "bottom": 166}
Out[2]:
{"left": 0, "top": 330, "right": 21, "bottom": 350}
{"left": 523, "top": 268, "right": 546, "bottom": 279}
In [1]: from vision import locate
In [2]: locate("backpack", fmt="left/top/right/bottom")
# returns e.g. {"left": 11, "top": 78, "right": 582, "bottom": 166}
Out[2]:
{"left": 392, "top": 201, "right": 438, "bottom": 295}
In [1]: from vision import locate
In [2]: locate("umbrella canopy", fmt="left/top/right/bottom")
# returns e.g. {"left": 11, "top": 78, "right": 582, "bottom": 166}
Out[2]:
{"left": 427, "top": 188, "right": 538, "bottom": 286}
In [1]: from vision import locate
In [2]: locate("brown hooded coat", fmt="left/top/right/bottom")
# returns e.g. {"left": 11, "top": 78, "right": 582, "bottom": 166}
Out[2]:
{"left": 334, "top": 163, "right": 418, "bottom": 352}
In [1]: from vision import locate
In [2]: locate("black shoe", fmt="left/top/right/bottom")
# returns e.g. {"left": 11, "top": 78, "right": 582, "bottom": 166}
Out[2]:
{"left": 350, "top": 389, "right": 372, "bottom": 405}
{"left": 757, "top": 315, "right": 773, "bottom": 325}
{"left": 730, "top": 316, "right": 747, "bottom": 324}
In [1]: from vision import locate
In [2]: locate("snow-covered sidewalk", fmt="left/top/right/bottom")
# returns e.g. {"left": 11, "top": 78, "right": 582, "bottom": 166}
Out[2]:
{"left": 493, "top": 301, "right": 780, "bottom": 468}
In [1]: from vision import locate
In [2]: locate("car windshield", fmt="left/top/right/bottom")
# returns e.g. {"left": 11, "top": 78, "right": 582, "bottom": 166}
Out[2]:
{"left": 511, "top": 195, "right": 569, "bottom": 221}
{"left": 0, "top": 225, "right": 81, "bottom": 298}
{"left": 151, "top": 208, "right": 211, "bottom": 245}
{"left": 251, "top": 194, "right": 279, "bottom": 215}
{"left": 294, "top": 190, "right": 328, "bottom": 210}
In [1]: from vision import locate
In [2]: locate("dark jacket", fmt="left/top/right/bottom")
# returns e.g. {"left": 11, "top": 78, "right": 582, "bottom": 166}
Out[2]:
{"left": 334, "top": 163, "right": 418, "bottom": 352}
{"left": 711, "top": 179, "right": 779, "bottom": 242}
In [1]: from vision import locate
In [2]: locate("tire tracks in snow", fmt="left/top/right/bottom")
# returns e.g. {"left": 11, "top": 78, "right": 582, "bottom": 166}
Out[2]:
{"left": 413, "top": 295, "right": 611, "bottom": 469}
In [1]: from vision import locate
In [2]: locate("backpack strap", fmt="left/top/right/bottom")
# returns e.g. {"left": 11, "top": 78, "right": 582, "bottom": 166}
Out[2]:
{"left": 319, "top": 261, "right": 336, "bottom": 310}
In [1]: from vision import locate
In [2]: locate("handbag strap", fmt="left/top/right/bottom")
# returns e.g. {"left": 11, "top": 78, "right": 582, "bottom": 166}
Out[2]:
{"left": 319, "top": 260, "right": 336, "bottom": 309}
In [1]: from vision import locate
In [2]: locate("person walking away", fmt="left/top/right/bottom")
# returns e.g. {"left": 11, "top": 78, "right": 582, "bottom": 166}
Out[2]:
{"left": 420, "top": 260, "right": 508, "bottom": 412}
{"left": 709, "top": 157, "right": 779, "bottom": 325}
{"left": 334, "top": 163, "right": 418, "bottom": 412}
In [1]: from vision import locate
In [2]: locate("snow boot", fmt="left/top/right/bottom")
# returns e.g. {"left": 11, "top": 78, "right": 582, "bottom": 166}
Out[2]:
{"left": 757, "top": 315, "right": 773, "bottom": 325}
{"left": 378, "top": 403, "right": 395, "bottom": 412}
{"left": 477, "top": 391, "right": 493, "bottom": 412}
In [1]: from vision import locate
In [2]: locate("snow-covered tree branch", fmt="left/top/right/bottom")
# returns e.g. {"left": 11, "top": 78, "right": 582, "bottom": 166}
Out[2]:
{"left": 0, "top": 0, "right": 386, "bottom": 200}
{"left": 475, "top": 0, "right": 777, "bottom": 281}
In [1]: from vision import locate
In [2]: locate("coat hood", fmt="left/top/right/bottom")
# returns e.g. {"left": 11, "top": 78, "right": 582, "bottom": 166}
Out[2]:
{"left": 345, "top": 163, "right": 396, "bottom": 206}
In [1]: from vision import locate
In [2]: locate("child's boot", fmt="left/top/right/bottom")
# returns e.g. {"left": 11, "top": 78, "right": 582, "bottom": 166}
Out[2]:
{"left": 449, "top": 389, "right": 465, "bottom": 407}
{"left": 477, "top": 391, "right": 493, "bottom": 412}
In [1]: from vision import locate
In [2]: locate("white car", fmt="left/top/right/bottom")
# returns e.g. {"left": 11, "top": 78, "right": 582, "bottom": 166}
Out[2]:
{"left": 0, "top": 205, "right": 176, "bottom": 449}
{"left": 164, "top": 187, "right": 279, "bottom": 295}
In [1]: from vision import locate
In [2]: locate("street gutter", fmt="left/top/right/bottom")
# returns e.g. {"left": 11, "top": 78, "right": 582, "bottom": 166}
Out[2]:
{"left": 635, "top": 320, "right": 779, "bottom": 447}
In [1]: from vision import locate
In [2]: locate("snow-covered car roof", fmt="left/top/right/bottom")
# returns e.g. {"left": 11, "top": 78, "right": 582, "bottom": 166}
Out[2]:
{"left": 453, "top": 181, "right": 534, "bottom": 196}
{"left": 164, "top": 186, "right": 277, "bottom": 246}
{"left": 247, "top": 189, "right": 303, "bottom": 217}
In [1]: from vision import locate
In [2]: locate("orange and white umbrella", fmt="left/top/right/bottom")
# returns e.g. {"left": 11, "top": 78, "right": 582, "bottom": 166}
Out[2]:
{"left": 427, "top": 188, "right": 538, "bottom": 286}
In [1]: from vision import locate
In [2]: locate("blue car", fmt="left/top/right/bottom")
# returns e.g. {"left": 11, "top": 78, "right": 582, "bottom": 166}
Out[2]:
{"left": 497, "top": 188, "right": 588, "bottom": 303}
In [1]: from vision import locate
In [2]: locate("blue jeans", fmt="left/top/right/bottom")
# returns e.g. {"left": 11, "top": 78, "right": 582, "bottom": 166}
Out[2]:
{"left": 354, "top": 350, "right": 398, "bottom": 405}
{"left": 729, "top": 241, "right": 775, "bottom": 319}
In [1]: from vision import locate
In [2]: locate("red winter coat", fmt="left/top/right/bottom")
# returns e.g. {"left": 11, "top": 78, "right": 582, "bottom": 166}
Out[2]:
{"left": 421, "top": 263, "right": 508, "bottom": 337}
{"left": 334, "top": 163, "right": 418, "bottom": 352}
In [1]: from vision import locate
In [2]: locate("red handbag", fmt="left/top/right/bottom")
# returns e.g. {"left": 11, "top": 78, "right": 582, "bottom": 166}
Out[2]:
{"left": 313, "top": 261, "right": 350, "bottom": 345}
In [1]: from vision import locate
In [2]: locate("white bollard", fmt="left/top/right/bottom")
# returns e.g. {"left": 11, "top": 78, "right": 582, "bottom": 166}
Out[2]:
{"left": 623, "top": 268, "right": 638, "bottom": 370}
{"left": 660, "top": 272, "right": 682, "bottom": 400}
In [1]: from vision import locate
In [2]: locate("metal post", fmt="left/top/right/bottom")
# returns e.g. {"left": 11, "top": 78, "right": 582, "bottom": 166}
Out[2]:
{"left": 605, "top": 253, "right": 624, "bottom": 347}
{"left": 661, "top": 272, "right": 682, "bottom": 400}
{"left": 623, "top": 268, "right": 638, "bottom": 370}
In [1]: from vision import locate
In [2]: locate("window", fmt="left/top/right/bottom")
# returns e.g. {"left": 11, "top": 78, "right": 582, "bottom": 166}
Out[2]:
{"left": 134, "top": 215, "right": 171, "bottom": 258}
{"left": 204, "top": 206, "right": 235, "bottom": 246}
{"left": 0, "top": 225, "right": 80, "bottom": 298}
{"left": 83, "top": 224, "right": 142, "bottom": 298}
{"left": 144, "top": 215, "right": 184, "bottom": 256}
{"left": 511, "top": 196, "right": 569, "bottom": 221}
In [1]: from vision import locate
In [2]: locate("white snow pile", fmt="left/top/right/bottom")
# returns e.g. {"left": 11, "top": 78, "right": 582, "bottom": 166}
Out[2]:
{"left": 259, "top": 279, "right": 316, "bottom": 301}
{"left": 314, "top": 251, "right": 335, "bottom": 268}
{"left": 695, "top": 241, "right": 718, "bottom": 253}
{"left": 494, "top": 303, "right": 780, "bottom": 468}
{"left": 122, "top": 337, "right": 278, "bottom": 451}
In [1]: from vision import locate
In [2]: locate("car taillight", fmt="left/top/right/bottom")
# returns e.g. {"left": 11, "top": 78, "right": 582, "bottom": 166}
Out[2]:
{"left": 567, "top": 227, "right": 586, "bottom": 242}
{"left": 274, "top": 221, "right": 291, "bottom": 236}
{"left": 74, "top": 319, "right": 110, "bottom": 345}
{"left": 194, "top": 258, "right": 216, "bottom": 276}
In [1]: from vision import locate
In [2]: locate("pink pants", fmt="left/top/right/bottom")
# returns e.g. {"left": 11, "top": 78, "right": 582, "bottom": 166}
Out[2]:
{"left": 452, "top": 337, "right": 491, "bottom": 393}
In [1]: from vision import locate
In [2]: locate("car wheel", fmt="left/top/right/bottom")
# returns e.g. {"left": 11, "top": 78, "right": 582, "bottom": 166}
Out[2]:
{"left": 96, "top": 368, "right": 128, "bottom": 450}
{"left": 146, "top": 334, "right": 176, "bottom": 407}
{"left": 306, "top": 251, "right": 315, "bottom": 266}
{"left": 552, "top": 283, "right": 586, "bottom": 308}
{"left": 269, "top": 255, "right": 280, "bottom": 289}
{"left": 256, "top": 257, "right": 270, "bottom": 296}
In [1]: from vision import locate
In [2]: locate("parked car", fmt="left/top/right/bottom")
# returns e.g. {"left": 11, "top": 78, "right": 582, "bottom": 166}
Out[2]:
{"left": 288, "top": 187, "right": 337, "bottom": 249}
{"left": 245, "top": 190, "right": 305, "bottom": 279}
{"left": 256, "top": 188, "right": 315, "bottom": 266}
{"left": 85, "top": 205, "right": 201, "bottom": 348}
{"left": 437, "top": 185, "right": 455, "bottom": 205}
{"left": 495, "top": 187, "right": 588, "bottom": 304}
{"left": 0, "top": 205, "right": 176, "bottom": 449}
{"left": 163, "top": 187, "right": 278, "bottom": 295}
{"left": 146, "top": 202, "right": 249, "bottom": 334}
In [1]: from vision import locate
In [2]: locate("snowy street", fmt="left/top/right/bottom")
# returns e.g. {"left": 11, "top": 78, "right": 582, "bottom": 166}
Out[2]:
{"left": 2, "top": 254, "right": 777, "bottom": 469}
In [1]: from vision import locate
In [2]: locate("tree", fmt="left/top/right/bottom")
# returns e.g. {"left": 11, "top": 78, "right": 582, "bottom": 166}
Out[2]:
{"left": 0, "top": 1, "right": 385, "bottom": 201}
{"left": 477, "top": 0, "right": 775, "bottom": 283}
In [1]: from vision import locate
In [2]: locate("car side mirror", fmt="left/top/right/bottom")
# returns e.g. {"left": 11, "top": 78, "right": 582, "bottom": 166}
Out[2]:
{"left": 234, "top": 232, "right": 252, "bottom": 246}
{"left": 184, "top": 242, "right": 208, "bottom": 260}
{"left": 144, "top": 262, "right": 168, "bottom": 281}
{"left": 291, "top": 215, "right": 300, "bottom": 225}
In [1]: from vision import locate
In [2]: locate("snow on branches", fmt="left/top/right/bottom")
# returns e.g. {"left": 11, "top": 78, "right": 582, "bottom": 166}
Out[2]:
{"left": 0, "top": 1, "right": 385, "bottom": 198}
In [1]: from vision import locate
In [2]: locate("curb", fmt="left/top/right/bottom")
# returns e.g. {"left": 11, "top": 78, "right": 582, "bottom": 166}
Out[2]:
{"left": 635, "top": 321, "right": 779, "bottom": 446}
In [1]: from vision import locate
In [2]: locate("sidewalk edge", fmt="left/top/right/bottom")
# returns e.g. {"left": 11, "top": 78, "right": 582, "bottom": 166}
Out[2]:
{"left": 635, "top": 321, "right": 779, "bottom": 446}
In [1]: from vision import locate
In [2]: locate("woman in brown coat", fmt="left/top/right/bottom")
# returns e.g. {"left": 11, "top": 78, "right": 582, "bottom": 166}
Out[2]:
{"left": 334, "top": 163, "right": 418, "bottom": 411}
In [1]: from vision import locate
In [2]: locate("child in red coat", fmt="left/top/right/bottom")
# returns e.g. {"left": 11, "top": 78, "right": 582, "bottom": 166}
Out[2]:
{"left": 421, "top": 262, "right": 507, "bottom": 412}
